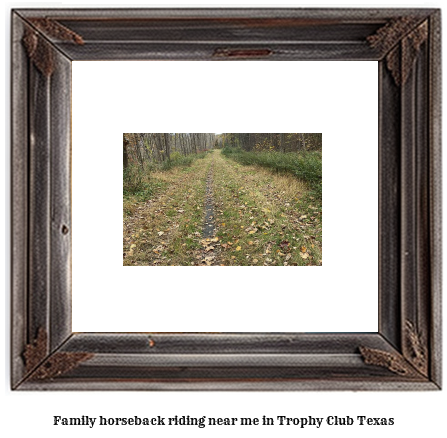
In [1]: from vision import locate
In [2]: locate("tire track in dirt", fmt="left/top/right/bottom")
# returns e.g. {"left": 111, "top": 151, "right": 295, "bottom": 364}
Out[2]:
{"left": 199, "top": 153, "right": 220, "bottom": 266}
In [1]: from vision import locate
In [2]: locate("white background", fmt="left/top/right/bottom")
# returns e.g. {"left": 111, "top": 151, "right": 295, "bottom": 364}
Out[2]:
{"left": 72, "top": 60, "right": 378, "bottom": 332}
{"left": 2, "top": 1, "right": 445, "bottom": 438}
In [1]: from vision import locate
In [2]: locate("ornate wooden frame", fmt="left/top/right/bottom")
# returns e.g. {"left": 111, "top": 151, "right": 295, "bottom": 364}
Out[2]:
{"left": 11, "top": 8, "right": 441, "bottom": 390}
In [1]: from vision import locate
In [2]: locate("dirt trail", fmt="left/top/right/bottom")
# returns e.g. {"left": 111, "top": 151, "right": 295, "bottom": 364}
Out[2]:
{"left": 199, "top": 153, "right": 221, "bottom": 266}
{"left": 123, "top": 150, "right": 322, "bottom": 266}
{"left": 203, "top": 159, "right": 215, "bottom": 239}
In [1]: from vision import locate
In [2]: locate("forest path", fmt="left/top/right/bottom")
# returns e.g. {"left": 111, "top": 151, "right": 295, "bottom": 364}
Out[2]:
{"left": 124, "top": 150, "right": 322, "bottom": 266}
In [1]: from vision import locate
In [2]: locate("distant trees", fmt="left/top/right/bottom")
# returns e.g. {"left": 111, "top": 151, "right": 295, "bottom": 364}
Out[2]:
{"left": 123, "top": 133, "right": 322, "bottom": 169}
{"left": 216, "top": 133, "right": 322, "bottom": 152}
{"left": 123, "top": 133, "right": 216, "bottom": 168}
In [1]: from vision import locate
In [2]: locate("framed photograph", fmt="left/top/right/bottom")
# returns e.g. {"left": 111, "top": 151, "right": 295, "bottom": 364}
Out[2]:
{"left": 11, "top": 8, "right": 441, "bottom": 390}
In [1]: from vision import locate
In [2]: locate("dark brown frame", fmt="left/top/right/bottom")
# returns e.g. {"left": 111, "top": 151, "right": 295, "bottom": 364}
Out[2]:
{"left": 11, "top": 8, "right": 441, "bottom": 390}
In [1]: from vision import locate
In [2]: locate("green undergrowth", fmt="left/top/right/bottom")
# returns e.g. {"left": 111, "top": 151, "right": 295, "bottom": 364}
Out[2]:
{"left": 123, "top": 152, "right": 207, "bottom": 200}
{"left": 123, "top": 166, "right": 163, "bottom": 209}
{"left": 158, "top": 151, "right": 207, "bottom": 171}
{"left": 222, "top": 148, "right": 322, "bottom": 199}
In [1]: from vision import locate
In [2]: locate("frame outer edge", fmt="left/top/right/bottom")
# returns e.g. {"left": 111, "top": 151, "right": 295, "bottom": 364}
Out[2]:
{"left": 16, "top": 380, "right": 440, "bottom": 392}
{"left": 11, "top": 12, "right": 28, "bottom": 388}
{"left": 428, "top": 10, "right": 442, "bottom": 388}
{"left": 11, "top": 7, "right": 441, "bottom": 391}
{"left": 12, "top": 7, "right": 438, "bottom": 20}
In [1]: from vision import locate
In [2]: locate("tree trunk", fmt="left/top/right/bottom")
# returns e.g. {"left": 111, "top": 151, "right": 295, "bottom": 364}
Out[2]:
{"left": 280, "top": 133, "right": 286, "bottom": 153}
{"left": 164, "top": 133, "right": 171, "bottom": 161}
{"left": 123, "top": 134, "right": 129, "bottom": 169}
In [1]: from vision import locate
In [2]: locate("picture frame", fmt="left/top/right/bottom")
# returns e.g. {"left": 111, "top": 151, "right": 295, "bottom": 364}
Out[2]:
{"left": 11, "top": 8, "right": 441, "bottom": 390}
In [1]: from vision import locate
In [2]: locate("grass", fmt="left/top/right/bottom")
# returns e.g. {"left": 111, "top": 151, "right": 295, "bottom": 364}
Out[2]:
{"left": 159, "top": 151, "right": 207, "bottom": 171}
{"left": 222, "top": 148, "right": 322, "bottom": 199}
{"left": 213, "top": 151, "right": 322, "bottom": 266}
{"left": 123, "top": 152, "right": 208, "bottom": 216}
{"left": 123, "top": 155, "right": 212, "bottom": 266}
